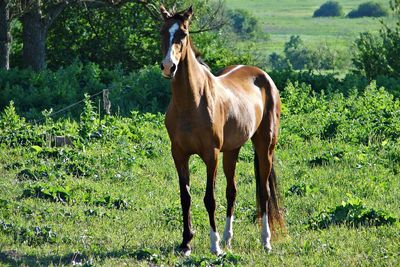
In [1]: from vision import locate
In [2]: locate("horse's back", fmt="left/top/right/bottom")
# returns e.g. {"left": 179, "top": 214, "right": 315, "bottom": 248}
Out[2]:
{"left": 214, "top": 65, "right": 281, "bottom": 150}
{"left": 215, "top": 65, "right": 279, "bottom": 107}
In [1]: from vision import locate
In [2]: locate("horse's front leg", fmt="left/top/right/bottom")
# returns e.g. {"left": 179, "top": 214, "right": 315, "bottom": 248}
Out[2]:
{"left": 202, "top": 148, "right": 223, "bottom": 255}
{"left": 222, "top": 148, "right": 240, "bottom": 249}
{"left": 172, "top": 146, "right": 193, "bottom": 256}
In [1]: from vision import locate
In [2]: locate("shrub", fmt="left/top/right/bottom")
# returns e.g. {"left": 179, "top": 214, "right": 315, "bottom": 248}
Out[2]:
{"left": 309, "top": 197, "right": 398, "bottom": 229}
{"left": 352, "top": 1, "right": 400, "bottom": 84}
{"left": 194, "top": 31, "right": 255, "bottom": 71}
{"left": 281, "top": 81, "right": 400, "bottom": 144}
{"left": 313, "top": 1, "right": 344, "bottom": 17}
{"left": 227, "top": 9, "right": 260, "bottom": 39}
{"left": 0, "top": 62, "right": 171, "bottom": 120}
{"left": 347, "top": 2, "right": 388, "bottom": 18}
{"left": 281, "top": 35, "right": 339, "bottom": 70}
{"left": 268, "top": 52, "right": 290, "bottom": 70}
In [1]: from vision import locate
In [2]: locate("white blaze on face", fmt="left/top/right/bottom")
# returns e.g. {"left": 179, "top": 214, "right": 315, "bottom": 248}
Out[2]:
{"left": 261, "top": 213, "right": 272, "bottom": 251}
{"left": 162, "top": 23, "right": 180, "bottom": 75}
{"left": 223, "top": 216, "right": 234, "bottom": 248}
{"left": 209, "top": 229, "right": 223, "bottom": 255}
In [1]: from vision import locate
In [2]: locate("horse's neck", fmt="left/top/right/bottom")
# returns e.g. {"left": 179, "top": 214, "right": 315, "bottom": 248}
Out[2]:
{"left": 171, "top": 43, "right": 210, "bottom": 112}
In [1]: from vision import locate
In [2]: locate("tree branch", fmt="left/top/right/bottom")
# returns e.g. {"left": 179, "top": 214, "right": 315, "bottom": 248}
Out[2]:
{"left": 45, "top": 1, "right": 69, "bottom": 29}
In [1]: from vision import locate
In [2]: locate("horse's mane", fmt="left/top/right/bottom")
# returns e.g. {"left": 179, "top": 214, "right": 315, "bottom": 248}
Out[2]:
{"left": 189, "top": 37, "right": 210, "bottom": 70}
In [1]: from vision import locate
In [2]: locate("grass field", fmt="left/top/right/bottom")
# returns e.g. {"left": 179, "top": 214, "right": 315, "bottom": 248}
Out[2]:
{"left": 226, "top": 0, "right": 394, "bottom": 63}
{"left": 1, "top": 83, "right": 399, "bottom": 266}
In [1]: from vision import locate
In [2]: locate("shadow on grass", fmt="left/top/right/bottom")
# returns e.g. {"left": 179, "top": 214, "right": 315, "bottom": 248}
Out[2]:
{"left": 0, "top": 246, "right": 175, "bottom": 266}
{"left": 0, "top": 245, "right": 242, "bottom": 266}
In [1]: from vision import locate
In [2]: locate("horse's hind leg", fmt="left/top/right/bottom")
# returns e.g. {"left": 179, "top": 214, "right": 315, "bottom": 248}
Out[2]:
{"left": 222, "top": 148, "right": 240, "bottom": 248}
{"left": 171, "top": 145, "right": 193, "bottom": 256}
{"left": 251, "top": 128, "right": 276, "bottom": 251}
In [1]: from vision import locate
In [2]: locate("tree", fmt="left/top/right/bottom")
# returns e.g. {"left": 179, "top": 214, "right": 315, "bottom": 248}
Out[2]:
{"left": 21, "top": 1, "right": 68, "bottom": 71}
{"left": 46, "top": 2, "right": 160, "bottom": 70}
{"left": 0, "top": 0, "right": 11, "bottom": 69}
{"left": 227, "top": 9, "right": 259, "bottom": 39}
{"left": 352, "top": 0, "right": 400, "bottom": 79}
{"left": 5, "top": 0, "right": 227, "bottom": 71}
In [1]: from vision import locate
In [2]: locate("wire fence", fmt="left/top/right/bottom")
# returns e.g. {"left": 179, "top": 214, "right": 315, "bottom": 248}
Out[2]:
{"left": 35, "top": 89, "right": 110, "bottom": 123}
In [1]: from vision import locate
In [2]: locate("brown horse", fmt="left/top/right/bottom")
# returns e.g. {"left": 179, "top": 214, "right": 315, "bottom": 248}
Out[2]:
{"left": 160, "top": 5, "right": 283, "bottom": 256}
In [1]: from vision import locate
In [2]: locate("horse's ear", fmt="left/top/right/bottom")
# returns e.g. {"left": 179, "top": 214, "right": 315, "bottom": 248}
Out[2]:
{"left": 160, "top": 5, "right": 172, "bottom": 20}
{"left": 183, "top": 5, "right": 193, "bottom": 21}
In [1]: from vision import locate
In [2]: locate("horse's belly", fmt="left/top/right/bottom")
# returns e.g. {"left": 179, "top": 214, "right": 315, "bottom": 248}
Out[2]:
{"left": 221, "top": 118, "right": 257, "bottom": 151}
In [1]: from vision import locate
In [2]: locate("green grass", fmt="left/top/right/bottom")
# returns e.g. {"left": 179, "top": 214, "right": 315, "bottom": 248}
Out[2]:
{"left": 225, "top": 0, "right": 395, "bottom": 62}
{"left": 0, "top": 83, "right": 399, "bottom": 266}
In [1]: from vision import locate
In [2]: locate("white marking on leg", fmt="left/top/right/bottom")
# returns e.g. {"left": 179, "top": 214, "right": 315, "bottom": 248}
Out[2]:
{"left": 223, "top": 216, "right": 234, "bottom": 248}
{"left": 182, "top": 249, "right": 191, "bottom": 257}
{"left": 261, "top": 213, "right": 272, "bottom": 252}
{"left": 209, "top": 229, "right": 223, "bottom": 255}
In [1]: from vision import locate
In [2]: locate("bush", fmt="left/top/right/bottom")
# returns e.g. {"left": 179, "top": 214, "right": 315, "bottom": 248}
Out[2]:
{"left": 347, "top": 2, "right": 388, "bottom": 18}
{"left": 352, "top": 1, "right": 399, "bottom": 83}
{"left": 281, "top": 81, "right": 400, "bottom": 144}
{"left": 0, "top": 62, "right": 170, "bottom": 120}
{"left": 279, "top": 35, "right": 339, "bottom": 70}
{"left": 268, "top": 52, "right": 290, "bottom": 70}
{"left": 313, "top": 1, "right": 344, "bottom": 17}
{"left": 227, "top": 9, "right": 260, "bottom": 39}
{"left": 194, "top": 31, "right": 255, "bottom": 72}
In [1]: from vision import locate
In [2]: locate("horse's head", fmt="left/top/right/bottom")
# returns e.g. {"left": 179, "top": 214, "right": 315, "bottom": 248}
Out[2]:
{"left": 159, "top": 5, "right": 193, "bottom": 79}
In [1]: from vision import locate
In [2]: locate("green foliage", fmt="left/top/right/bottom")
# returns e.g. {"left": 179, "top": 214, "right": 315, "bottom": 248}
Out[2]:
{"left": 348, "top": 1, "right": 388, "bottom": 18}
{"left": 309, "top": 197, "right": 398, "bottom": 229}
{"left": 286, "top": 183, "right": 315, "bottom": 197}
{"left": 0, "top": 62, "right": 172, "bottom": 119}
{"left": 313, "top": 1, "right": 344, "bottom": 17}
{"left": 79, "top": 94, "right": 99, "bottom": 140}
{"left": 23, "top": 183, "right": 73, "bottom": 204}
{"left": 194, "top": 31, "right": 255, "bottom": 71}
{"left": 47, "top": 3, "right": 159, "bottom": 71}
{"left": 0, "top": 221, "right": 59, "bottom": 246}
{"left": 227, "top": 9, "right": 260, "bottom": 39}
{"left": 0, "top": 101, "right": 40, "bottom": 146}
{"left": 281, "top": 81, "right": 400, "bottom": 144}
{"left": 308, "top": 149, "right": 344, "bottom": 166}
{"left": 268, "top": 52, "right": 291, "bottom": 70}
{"left": 0, "top": 62, "right": 104, "bottom": 119}
{"left": 109, "top": 65, "right": 170, "bottom": 114}
{"left": 182, "top": 253, "right": 242, "bottom": 266}
{"left": 352, "top": 0, "right": 400, "bottom": 80}
{"left": 0, "top": 89, "right": 399, "bottom": 265}
{"left": 277, "top": 35, "right": 339, "bottom": 70}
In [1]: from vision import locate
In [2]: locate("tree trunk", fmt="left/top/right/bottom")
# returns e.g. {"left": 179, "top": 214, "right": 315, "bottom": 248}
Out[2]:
{"left": 22, "top": 4, "right": 47, "bottom": 71}
{"left": 0, "top": 0, "right": 10, "bottom": 69}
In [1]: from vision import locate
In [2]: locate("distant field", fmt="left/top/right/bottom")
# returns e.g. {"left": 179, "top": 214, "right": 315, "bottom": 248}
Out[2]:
{"left": 226, "top": 0, "right": 394, "bottom": 64}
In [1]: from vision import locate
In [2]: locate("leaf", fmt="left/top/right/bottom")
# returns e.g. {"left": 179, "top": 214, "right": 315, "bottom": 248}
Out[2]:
{"left": 30, "top": 145, "right": 43, "bottom": 153}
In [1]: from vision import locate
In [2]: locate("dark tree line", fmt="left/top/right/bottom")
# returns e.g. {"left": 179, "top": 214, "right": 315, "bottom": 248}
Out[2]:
{"left": 0, "top": 0, "right": 227, "bottom": 71}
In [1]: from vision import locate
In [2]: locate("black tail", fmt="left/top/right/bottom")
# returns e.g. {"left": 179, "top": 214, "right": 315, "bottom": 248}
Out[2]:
{"left": 254, "top": 152, "right": 284, "bottom": 233}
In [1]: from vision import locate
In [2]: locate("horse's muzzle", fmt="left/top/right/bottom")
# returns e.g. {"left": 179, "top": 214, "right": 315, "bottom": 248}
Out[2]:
{"left": 161, "top": 62, "right": 177, "bottom": 79}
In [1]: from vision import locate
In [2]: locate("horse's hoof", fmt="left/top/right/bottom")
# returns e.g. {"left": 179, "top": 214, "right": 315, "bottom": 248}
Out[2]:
{"left": 178, "top": 244, "right": 192, "bottom": 257}
{"left": 181, "top": 248, "right": 191, "bottom": 257}
{"left": 211, "top": 247, "right": 224, "bottom": 256}
{"left": 263, "top": 244, "right": 272, "bottom": 253}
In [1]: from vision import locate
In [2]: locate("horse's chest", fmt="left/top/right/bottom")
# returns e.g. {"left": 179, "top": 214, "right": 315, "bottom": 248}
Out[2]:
{"left": 166, "top": 111, "right": 216, "bottom": 152}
